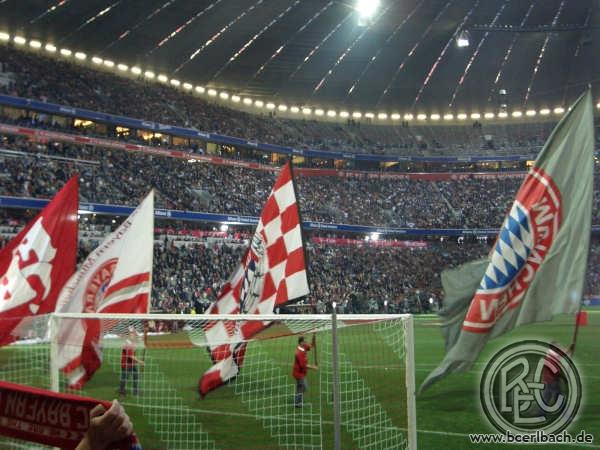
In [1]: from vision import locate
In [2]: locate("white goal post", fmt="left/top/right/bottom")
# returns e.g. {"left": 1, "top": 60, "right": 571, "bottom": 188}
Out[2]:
{"left": 2, "top": 312, "right": 417, "bottom": 450}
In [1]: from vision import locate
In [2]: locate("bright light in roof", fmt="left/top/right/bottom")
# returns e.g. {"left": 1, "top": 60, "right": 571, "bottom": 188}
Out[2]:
{"left": 526, "top": 110, "right": 536, "bottom": 117}
{"left": 417, "top": 113, "right": 427, "bottom": 121}
{"left": 352, "top": 112, "right": 362, "bottom": 119}
{"left": 103, "top": 59, "right": 114, "bottom": 67}
{"left": 540, "top": 108, "right": 550, "bottom": 116}
{"left": 404, "top": 113, "right": 413, "bottom": 121}
{"left": 484, "top": 112, "right": 495, "bottom": 119}
{"left": 170, "top": 79, "right": 181, "bottom": 86}
{"left": 75, "top": 52, "right": 87, "bottom": 61}
{"left": 430, "top": 114, "right": 440, "bottom": 121}
{"left": 327, "top": 110, "right": 337, "bottom": 117}
{"left": 356, "top": 0, "right": 380, "bottom": 20}
{"left": 365, "top": 112, "right": 374, "bottom": 118}
{"left": 0, "top": 32, "right": 9, "bottom": 41}
{"left": 29, "top": 40, "right": 42, "bottom": 49}
{"left": 144, "top": 70, "right": 155, "bottom": 79}
{"left": 13, "top": 36, "right": 26, "bottom": 45}
{"left": 92, "top": 56, "right": 103, "bottom": 64}
{"left": 243, "top": 97, "right": 252, "bottom": 105}
{"left": 340, "top": 111, "right": 349, "bottom": 118}
{"left": 512, "top": 110, "right": 523, "bottom": 118}
{"left": 391, "top": 113, "right": 401, "bottom": 120}
{"left": 117, "top": 63, "right": 128, "bottom": 71}
{"left": 60, "top": 48, "right": 72, "bottom": 57}
{"left": 266, "top": 102, "right": 275, "bottom": 109}
{"left": 45, "top": 43, "right": 56, "bottom": 52}
{"left": 220, "top": 91, "right": 230, "bottom": 100}
{"left": 457, "top": 113, "right": 467, "bottom": 120}
{"left": 377, "top": 112, "right": 387, "bottom": 120}
{"left": 302, "top": 107, "right": 312, "bottom": 115}
{"left": 498, "top": 111, "right": 508, "bottom": 118}
{"left": 207, "top": 88, "right": 217, "bottom": 97}
{"left": 315, "top": 109, "right": 324, "bottom": 116}
{"left": 196, "top": 86, "right": 206, "bottom": 93}
{"left": 254, "top": 99, "right": 264, "bottom": 107}
{"left": 183, "top": 82, "right": 193, "bottom": 90}
{"left": 231, "top": 95, "right": 241, "bottom": 103}
{"left": 157, "top": 74, "right": 168, "bottom": 83}
{"left": 131, "top": 66, "right": 142, "bottom": 75}
{"left": 553, "top": 107, "right": 564, "bottom": 115}
{"left": 290, "top": 106, "right": 299, "bottom": 113}
{"left": 470, "top": 113, "right": 481, "bottom": 120}
{"left": 443, "top": 113, "right": 454, "bottom": 120}
{"left": 278, "top": 104, "right": 287, "bottom": 111}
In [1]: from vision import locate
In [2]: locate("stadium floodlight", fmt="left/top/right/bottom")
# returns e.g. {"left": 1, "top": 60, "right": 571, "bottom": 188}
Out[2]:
{"left": 103, "top": 59, "right": 114, "bottom": 67}
{"left": 417, "top": 113, "right": 427, "bottom": 121}
{"left": 117, "top": 63, "right": 128, "bottom": 71}
{"left": 266, "top": 102, "right": 275, "bottom": 109}
{"left": 456, "top": 30, "right": 470, "bottom": 48}
{"left": 0, "top": 32, "right": 9, "bottom": 41}
{"left": 340, "top": 111, "right": 349, "bottom": 118}
{"left": 92, "top": 56, "right": 103, "bottom": 64}
{"left": 498, "top": 111, "right": 508, "bottom": 118}
{"left": 195, "top": 86, "right": 206, "bottom": 94}
{"left": 597, "top": 102, "right": 600, "bottom": 109}
{"left": 183, "top": 82, "right": 193, "bottom": 90}
{"left": 302, "top": 107, "right": 312, "bottom": 115}
{"left": 352, "top": 111, "right": 363, "bottom": 119}
{"left": 430, "top": 113, "right": 440, "bottom": 121}
{"left": 377, "top": 112, "right": 388, "bottom": 120}
{"left": 315, "top": 108, "right": 324, "bottom": 116}
{"left": 404, "top": 113, "right": 413, "bottom": 121}
{"left": 511, "top": 110, "right": 523, "bottom": 118}
{"left": 356, "top": 0, "right": 380, "bottom": 21}
{"left": 278, "top": 104, "right": 287, "bottom": 111}
{"left": 443, "top": 113, "right": 454, "bottom": 121}
{"left": 170, "top": 79, "right": 181, "bottom": 87}
{"left": 131, "top": 66, "right": 142, "bottom": 75}
{"left": 457, "top": 113, "right": 467, "bottom": 120}
{"left": 158, "top": 74, "right": 168, "bottom": 83}
{"left": 29, "top": 40, "right": 42, "bottom": 49}
{"left": 144, "top": 70, "right": 155, "bottom": 79}
{"left": 484, "top": 112, "right": 495, "bottom": 119}
{"left": 13, "top": 36, "right": 26, "bottom": 45}
{"left": 254, "top": 99, "right": 264, "bottom": 107}
{"left": 365, "top": 112, "right": 375, "bottom": 119}
{"left": 243, "top": 97, "right": 252, "bottom": 105}
{"left": 207, "top": 88, "right": 217, "bottom": 96}
{"left": 553, "top": 107, "right": 564, "bottom": 115}
{"left": 231, "top": 95, "right": 241, "bottom": 103}
{"left": 391, "top": 113, "right": 401, "bottom": 120}
{"left": 526, "top": 109, "right": 536, "bottom": 117}
{"left": 60, "top": 48, "right": 72, "bottom": 57}
{"left": 75, "top": 52, "right": 87, "bottom": 61}
{"left": 290, "top": 106, "right": 300, "bottom": 113}
{"left": 220, "top": 91, "right": 230, "bottom": 100}
{"left": 470, "top": 113, "right": 481, "bottom": 120}
{"left": 539, "top": 108, "right": 550, "bottom": 115}
{"left": 327, "top": 110, "right": 337, "bottom": 117}
{"left": 45, "top": 43, "right": 57, "bottom": 52}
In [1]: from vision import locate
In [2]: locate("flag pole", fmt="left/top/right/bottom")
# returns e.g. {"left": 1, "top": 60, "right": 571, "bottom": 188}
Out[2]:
{"left": 570, "top": 300, "right": 584, "bottom": 354}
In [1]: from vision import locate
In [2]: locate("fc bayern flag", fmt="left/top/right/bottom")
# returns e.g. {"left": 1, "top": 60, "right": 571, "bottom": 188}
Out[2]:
{"left": 420, "top": 90, "right": 594, "bottom": 392}
{"left": 199, "top": 162, "right": 309, "bottom": 397}
{"left": 0, "top": 177, "right": 78, "bottom": 345}
{"left": 56, "top": 191, "right": 154, "bottom": 389}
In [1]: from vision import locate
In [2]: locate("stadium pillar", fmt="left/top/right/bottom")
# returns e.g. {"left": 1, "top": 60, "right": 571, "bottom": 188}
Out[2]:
{"left": 331, "top": 306, "right": 342, "bottom": 450}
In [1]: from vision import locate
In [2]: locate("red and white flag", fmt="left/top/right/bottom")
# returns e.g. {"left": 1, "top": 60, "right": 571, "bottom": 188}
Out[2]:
{"left": 0, "top": 177, "right": 78, "bottom": 345}
{"left": 199, "top": 162, "right": 309, "bottom": 397}
{"left": 56, "top": 191, "right": 154, "bottom": 389}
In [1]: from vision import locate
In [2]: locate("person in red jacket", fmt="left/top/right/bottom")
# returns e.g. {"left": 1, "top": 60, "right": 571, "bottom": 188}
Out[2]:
{"left": 119, "top": 328, "right": 145, "bottom": 397}
{"left": 293, "top": 336, "right": 318, "bottom": 408}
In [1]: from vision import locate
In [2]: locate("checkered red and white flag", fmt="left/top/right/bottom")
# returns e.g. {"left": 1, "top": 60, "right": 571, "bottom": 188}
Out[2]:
{"left": 199, "top": 162, "right": 309, "bottom": 397}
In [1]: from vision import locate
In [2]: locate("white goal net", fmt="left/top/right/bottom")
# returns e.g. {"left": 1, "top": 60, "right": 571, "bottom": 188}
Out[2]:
{"left": 0, "top": 313, "right": 416, "bottom": 450}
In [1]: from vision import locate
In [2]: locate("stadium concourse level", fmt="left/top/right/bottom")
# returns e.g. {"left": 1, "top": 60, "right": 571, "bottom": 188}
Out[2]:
{"left": 2, "top": 44, "right": 596, "bottom": 158}
{"left": 3, "top": 133, "right": 600, "bottom": 229}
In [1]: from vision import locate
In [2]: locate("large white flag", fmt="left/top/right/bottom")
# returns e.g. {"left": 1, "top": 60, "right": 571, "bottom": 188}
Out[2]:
{"left": 56, "top": 191, "right": 154, "bottom": 388}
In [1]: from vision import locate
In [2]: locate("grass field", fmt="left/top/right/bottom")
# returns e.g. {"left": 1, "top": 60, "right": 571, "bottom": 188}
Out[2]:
{"left": 0, "top": 311, "right": 598, "bottom": 449}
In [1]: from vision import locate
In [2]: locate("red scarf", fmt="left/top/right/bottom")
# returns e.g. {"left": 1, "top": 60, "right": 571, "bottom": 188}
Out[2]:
{"left": 0, "top": 380, "right": 140, "bottom": 450}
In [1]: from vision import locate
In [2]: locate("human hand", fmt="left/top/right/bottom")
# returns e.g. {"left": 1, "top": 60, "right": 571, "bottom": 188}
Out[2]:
{"left": 76, "top": 400, "right": 133, "bottom": 450}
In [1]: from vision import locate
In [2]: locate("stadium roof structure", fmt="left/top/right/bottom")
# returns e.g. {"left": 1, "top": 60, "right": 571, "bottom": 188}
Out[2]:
{"left": 1, "top": 0, "right": 598, "bottom": 113}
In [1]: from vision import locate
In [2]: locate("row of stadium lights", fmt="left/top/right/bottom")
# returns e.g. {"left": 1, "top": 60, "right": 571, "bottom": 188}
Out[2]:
{"left": 3, "top": 32, "right": 600, "bottom": 121}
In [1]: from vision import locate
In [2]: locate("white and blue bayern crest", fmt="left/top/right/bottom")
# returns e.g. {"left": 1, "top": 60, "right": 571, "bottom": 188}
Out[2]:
{"left": 479, "top": 202, "right": 534, "bottom": 291}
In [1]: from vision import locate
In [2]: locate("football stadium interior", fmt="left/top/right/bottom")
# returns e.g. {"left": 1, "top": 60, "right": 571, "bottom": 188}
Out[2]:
{"left": 0, "top": 0, "right": 598, "bottom": 449}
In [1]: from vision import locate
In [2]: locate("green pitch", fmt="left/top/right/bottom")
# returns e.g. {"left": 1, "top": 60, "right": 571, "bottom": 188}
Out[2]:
{"left": 0, "top": 312, "right": 597, "bottom": 449}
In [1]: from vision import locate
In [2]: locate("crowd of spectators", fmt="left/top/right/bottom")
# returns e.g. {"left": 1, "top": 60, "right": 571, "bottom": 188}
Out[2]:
{"left": 0, "top": 44, "right": 581, "bottom": 157}
{"left": 4, "top": 133, "right": 600, "bottom": 228}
